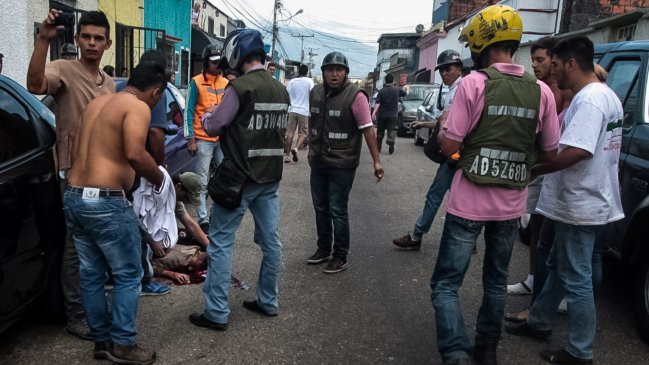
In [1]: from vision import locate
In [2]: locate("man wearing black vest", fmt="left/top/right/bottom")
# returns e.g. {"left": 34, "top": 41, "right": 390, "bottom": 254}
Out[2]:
{"left": 188, "top": 29, "right": 290, "bottom": 329}
{"left": 306, "top": 52, "right": 384, "bottom": 274}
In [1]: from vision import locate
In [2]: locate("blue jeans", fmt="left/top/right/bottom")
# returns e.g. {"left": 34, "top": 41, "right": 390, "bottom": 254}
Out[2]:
{"left": 202, "top": 182, "right": 282, "bottom": 324}
{"left": 63, "top": 188, "right": 143, "bottom": 346}
{"left": 309, "top": 163, "right": 357, "bottom": 260}
{"left": 528, "top": 221, "right": 601, "bottom": 360}
{"left": 195, "top": 139, "right": 224, "bottom": 225}
{"left": 412, "top": 162, "right": 454, "bottom": 240}
{"left": 431, "top": 213, "right": 517, "bottom": 362}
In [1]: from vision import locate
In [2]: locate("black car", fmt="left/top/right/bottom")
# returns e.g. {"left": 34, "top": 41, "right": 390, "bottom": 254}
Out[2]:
{"left": 0, "top": 75, "right": 66, "bottom": 333}
{"left": 595, "top": 40, "right": 649, "bottom": 342}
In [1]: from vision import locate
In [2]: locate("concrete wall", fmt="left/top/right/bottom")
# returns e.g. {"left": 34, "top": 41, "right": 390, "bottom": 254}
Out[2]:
{"left": 98, "top": 0, "right": 144, "bottom": 70}
{"left": 0, "top": 0, "right": 104, "bottom": 87}
{"left": 195, "top": 1, "right": 228, "bottom": 39}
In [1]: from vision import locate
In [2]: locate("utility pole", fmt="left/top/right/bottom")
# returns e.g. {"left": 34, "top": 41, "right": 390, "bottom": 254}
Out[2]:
{"left": 291, "top": 33, "right": 314, "bottom": 64}
{"left": 306, "top": 47, "right": 318, "bottom": 76}
{"left": 271, "top": 0, "right": 281, "bottom": 62}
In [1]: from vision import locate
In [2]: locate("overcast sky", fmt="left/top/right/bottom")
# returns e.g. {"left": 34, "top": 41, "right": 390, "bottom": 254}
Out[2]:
{"left": 209, "top": 0, "right": 435, "bottom": 75}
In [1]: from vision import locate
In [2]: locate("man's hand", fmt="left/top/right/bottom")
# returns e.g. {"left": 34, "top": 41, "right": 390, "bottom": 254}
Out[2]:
{"left": 374, "top": 161, "right": 384, "bottom": 182}
{"left": 172, "top": 272, "right": 191, "bottom": 284}
{"left": 187, "top": 138, "right": 197, "bottom": 156}
{"left": 39, "top": 9, "right": 65, "bottom": 41}
{"left": 150, "top": 240, "right": 166, "bottom": 258}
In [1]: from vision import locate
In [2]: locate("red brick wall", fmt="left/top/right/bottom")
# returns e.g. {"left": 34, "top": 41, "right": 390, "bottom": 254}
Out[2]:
{"left": 447, "top": 0, "right": 492, "bottom": 24}
{"left": 561, "top": 0, "right": 649, "bottom": 32}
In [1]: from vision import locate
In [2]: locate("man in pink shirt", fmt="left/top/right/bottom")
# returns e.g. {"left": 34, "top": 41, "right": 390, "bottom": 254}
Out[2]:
{"left": 431, "top": 5, "right": 560, "bottom": 365}
{"left": 305, "top": 52, "right": 384, "bottom": 274}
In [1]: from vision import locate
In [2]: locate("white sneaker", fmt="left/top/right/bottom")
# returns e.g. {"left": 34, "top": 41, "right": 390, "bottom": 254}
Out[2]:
{"left": 507, "top": 281, "right": 533, "bottom": 295}
{"left": 557, "top": 298, "right": 567, "bottom": 314}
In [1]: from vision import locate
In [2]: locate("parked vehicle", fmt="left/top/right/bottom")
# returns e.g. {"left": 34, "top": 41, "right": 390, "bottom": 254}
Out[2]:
{"left": 0, "top": 75, "right": 66, "bottom": 333}
{"left": 591, "top": 40, "right": 649, "bottom": 343}
{"left": 397, "top": 83, "right": 437, "bottom": 137}
{"left": 414, "top": 85, "right": 448, "bottom": 146}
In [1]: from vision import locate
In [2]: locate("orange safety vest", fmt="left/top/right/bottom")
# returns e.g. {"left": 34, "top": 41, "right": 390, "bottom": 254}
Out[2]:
{"left": 191, "top": 73, "right": 229, "bottom": 141}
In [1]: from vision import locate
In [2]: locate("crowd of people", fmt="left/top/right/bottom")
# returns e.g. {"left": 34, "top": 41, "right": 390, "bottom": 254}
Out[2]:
{"left": 25, "top": 4, "right": 626, "bottom": 365}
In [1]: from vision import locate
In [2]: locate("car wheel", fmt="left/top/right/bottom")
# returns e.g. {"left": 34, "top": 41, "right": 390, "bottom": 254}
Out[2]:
{"left": 414, "top": 134, "right": 424, "bottom": 146}
{"left": 634, "top": 249, "right": 649, "bottom": 343}
{"left": 518, "top": 214, "right": 531, "bottom": 246}
{"left": 397, "top": 122, "right": 406, "bottom": 137}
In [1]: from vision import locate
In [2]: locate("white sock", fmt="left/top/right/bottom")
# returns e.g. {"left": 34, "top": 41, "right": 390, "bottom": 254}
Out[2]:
{"left": 525, "top": 274, "right": 534, "bottom": 288}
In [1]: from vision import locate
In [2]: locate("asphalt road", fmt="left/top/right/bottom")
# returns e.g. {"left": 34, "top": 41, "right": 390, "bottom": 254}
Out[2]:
{"left": 1, "top": 138, "right": 648, "bottom": 364}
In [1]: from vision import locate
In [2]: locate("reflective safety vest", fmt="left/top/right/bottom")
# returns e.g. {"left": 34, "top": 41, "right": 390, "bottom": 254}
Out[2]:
{"left": 458, "top": 67, "right": 541, "bottom": 189}
{"left": 221, "top": 69, "right": 289, "bottom": 184}
{"left": 309, "top": 81, "right": 366, "bottom": 169}
{"left": 190, "top": 73, "right": 228, "bottom": 142}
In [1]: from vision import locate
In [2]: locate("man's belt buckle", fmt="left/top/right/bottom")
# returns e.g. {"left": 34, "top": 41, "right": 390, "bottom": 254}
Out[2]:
{"left": 82, "top": 187, "right": 100, "bottom": 200}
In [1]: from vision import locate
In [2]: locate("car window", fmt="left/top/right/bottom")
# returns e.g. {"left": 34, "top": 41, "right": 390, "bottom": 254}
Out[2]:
{"left": 165, "top": 88, "right": 183, "bottom": 129}
{"left": 404, "top": 86, "right": 435, "bottom": 101}
{"left": 0, "top": 88, "right": 39, "bottom": 164}
{"left": 621, "top": 78, "right": 639, "bottom": 128}
{"left": 607, "top": 59, "right": 640, "bottom": 102}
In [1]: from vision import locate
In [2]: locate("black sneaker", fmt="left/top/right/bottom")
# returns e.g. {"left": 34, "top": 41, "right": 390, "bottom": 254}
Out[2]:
{"left": 505, "top": 322, "right": 552, "bottom": 340}
{"left": 473, "top": 343, "right": 498, "bottom": 365}
{"left": 306, "top": 249, "right": 332, "bottom": 264}
{"left": 323, "top": 258, "right": 348, "bottom": 274}
{"left": 189, "top": 313, "right": 228, "bottom": 331}
{"left": 111, "top": 343, "right": 156, "bottom": 365}
{"left": 291, "top": 149, "right": 299, "bottom": 162}
{"left": 66, "top": 319, "right": 93, "bottom": 341}
{"left": 540, "top": 348, "right": 592, "bottom": 364}
{"left": 388, "top": 144, "right": 395, "bottom": 154}
{"left": 243, "top": 300, "right": 278, "bottom": 317}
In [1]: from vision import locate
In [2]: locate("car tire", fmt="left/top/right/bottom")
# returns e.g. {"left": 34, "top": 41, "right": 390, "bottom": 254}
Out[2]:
{"left": 414, "top": 134, "right": 424, "bottom": 146}
{"left": 634, "top": 249, "right": 649, "bottom": 343}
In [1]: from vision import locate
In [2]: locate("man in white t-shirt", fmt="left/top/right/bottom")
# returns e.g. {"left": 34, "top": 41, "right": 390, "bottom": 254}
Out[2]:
{"left": 284, "top": 64, "right": 314, "bottom": 163}
{"left": 506, "top": 36, "right": 624, "bottom": 365}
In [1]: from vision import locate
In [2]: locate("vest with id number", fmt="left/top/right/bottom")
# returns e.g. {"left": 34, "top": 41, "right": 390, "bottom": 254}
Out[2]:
{"left": 191, "top": 73, "right": 229, "bottom": 142}
{"left": 220, "top": 69, "right": 289, "bottom": 184}
{"left": 309, "top": 81, "right": 367, "bottom": 169}
{"left": 458, "top": 67, "right": 541, "bottom": 189}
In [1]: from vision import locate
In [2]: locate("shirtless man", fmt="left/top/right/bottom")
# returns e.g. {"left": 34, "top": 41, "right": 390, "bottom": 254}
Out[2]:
{"left": 63, "top": 62, "right": 166, "bottom": 365}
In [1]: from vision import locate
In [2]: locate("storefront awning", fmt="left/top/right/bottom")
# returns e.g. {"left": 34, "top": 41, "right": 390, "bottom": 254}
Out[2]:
{"left": 191, "top": 26, "right": 223, "bottom": 53}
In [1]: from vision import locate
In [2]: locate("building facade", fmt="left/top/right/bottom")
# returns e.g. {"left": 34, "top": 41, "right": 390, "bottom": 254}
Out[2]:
{"left": 376, "top": 33, "right": 420, "bottom": 89}
{"left": 98, "top": 0, "right": 144, "bottom": 76}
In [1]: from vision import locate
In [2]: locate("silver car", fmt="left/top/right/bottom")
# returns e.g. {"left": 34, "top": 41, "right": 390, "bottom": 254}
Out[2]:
{"left": 414, "top": 85, "right": 448, "bottom": 146}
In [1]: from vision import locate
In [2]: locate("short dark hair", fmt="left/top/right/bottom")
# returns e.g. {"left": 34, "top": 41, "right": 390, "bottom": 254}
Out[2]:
{"left": 140, "top": 50, "right": 166, "bottom": 70}
{"left": 384, "top": 74, "right": 394, "bottom": 84}
{"left": 552, "top": 36, "right": 595, "bottom": 73}
{"left": 298, "top": 64, "right": 308, "bottom": 76}
{"left": 267, "top": 62, "right": 276, "bottom": 68}
{"left": 77, "top": 11, "right": 110, "bottom": 38}
{"left": 102, "top": 65, "right": 114, "bottom": 76}
{"left": 531, "top": 36, "right": 557, "bottom": 56}
{"left": 246, "top": 53, "right": 265, "bottom": 65}
{"left": 127, "top": 62, "right": 166, "bottom": 91}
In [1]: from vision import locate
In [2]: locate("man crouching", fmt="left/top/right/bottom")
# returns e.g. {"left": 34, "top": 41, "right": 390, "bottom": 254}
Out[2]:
{"left": 63, "top": 62, "right": 166, "bottom": 365}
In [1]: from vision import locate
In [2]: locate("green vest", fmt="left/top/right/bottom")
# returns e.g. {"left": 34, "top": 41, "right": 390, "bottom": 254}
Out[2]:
{"left": 221, "top": 69, "right": 290, "bottom": 184}
{"left": 309, "top": 81, "right": 367, "bottom": 169}
{"left": 458, "top": 67, "right": 541, "bottom": 189}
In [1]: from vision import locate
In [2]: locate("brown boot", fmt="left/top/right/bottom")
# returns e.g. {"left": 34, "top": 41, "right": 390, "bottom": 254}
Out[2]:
{"left": 111, "top": 343, "right": 156, "bottom": 365}
{"left": 392, "top": 234, "right": 422, "bottom": 250}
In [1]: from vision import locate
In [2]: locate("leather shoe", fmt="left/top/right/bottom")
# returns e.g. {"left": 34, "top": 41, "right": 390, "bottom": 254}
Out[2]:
{"left": 243, "top": 300, "right": 278, "bottom": 317}
{"left": 505, "top": 321, "right": 551, "bottom": 340}
{"left": 189, "top": 313, "right": 227, "bottom": 331}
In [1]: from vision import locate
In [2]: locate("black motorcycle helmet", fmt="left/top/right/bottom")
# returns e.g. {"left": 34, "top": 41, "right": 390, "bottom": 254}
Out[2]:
{"left": 320, "top": 52, "right": 349, "bottom": 73}
{"left": 202, "top": 45, "right": 222, "bottom": 78}
{"left": 435, "top": 49, "right": 462, "bottom": 71}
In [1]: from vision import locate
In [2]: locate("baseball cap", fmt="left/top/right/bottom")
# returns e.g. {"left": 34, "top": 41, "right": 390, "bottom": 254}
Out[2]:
{"left": 179, "top": 172, "right": 202, "bottom": 206}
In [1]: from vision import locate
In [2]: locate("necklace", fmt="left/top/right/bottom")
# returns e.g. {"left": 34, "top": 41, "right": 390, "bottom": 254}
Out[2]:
{"left": 96, "top": 69, "right": 105, "bottom": 88}
{"left": 123, "top": 88, "right": 137, "bottom": 96}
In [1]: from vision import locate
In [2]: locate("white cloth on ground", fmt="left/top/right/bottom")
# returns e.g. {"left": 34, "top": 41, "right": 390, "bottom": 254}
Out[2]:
{"left": 132, "top": 166, "right": 178, "bottom": 248}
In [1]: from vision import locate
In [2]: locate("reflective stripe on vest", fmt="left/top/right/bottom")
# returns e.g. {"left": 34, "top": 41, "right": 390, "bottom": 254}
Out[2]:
{"left": 255, "top": 103, "right": 289, "bottom": 111}
{"left": 328, "top": 132, "right": 349, "bottom": 139}
{"left": 328, "top": 110, "right": 341, "bottom": 117}
{"left": 487, "top": 105, "right": 536, "bottom": 120}
{"left": 247, "top": 148, "right": 285, "bottom": 157}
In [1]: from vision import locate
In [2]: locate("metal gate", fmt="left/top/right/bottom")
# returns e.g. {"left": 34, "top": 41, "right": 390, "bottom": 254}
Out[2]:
{"left": 115, "top": 24, "right": 166, "bottom": 77}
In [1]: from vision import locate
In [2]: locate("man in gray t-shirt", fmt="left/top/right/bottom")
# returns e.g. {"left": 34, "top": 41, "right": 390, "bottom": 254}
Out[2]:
{"left": 371, "top": 74, "right": 405, "bottom": 154}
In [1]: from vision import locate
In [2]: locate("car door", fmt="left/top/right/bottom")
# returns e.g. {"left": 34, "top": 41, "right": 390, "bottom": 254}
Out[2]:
{"left": 0, "top": 77, "right": 64, "bottom": 328}
{"left": 164, "top": 84, "right": 197, "bottom": 176}
{"left": 599, "top": 51, "right": 649, "bottom": 259}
